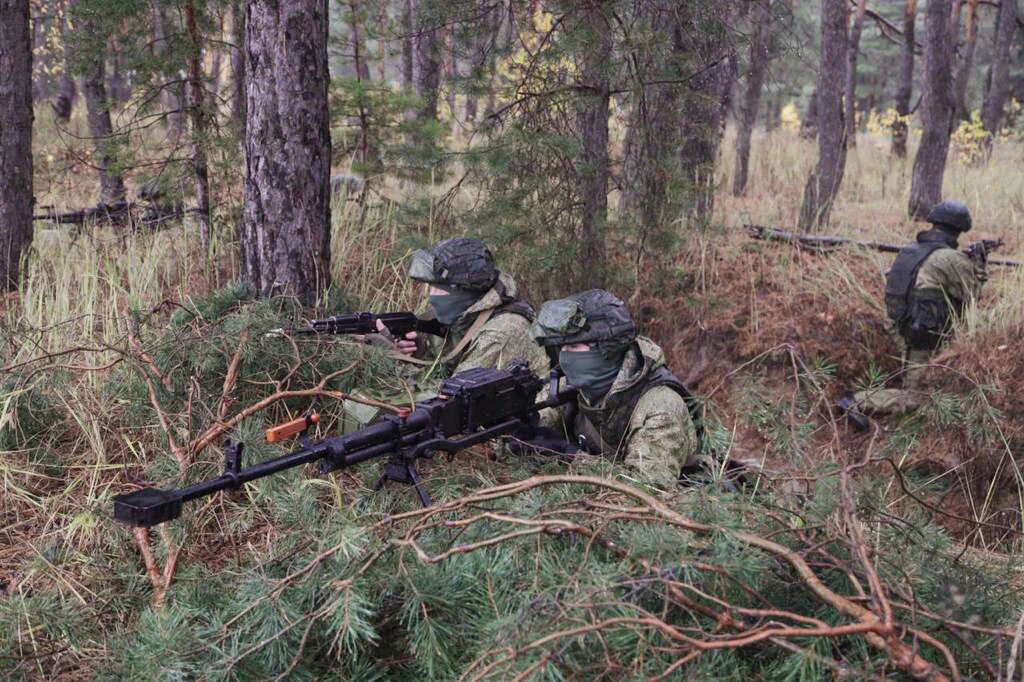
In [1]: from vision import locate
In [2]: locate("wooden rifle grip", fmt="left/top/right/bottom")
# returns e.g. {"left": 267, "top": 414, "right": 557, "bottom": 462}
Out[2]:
{"left": 266, "top": 413, "right": 320, "bottom": 443}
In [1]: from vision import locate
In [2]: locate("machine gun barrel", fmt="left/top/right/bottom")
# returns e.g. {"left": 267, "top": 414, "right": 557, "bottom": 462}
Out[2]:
{"left": 113, "top": 362, "right": 575, "bottom": 528}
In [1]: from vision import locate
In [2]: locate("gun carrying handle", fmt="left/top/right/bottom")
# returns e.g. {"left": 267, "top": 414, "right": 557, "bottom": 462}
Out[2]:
{"left": 266, "top": 413, "right": 320, "bottom": 443}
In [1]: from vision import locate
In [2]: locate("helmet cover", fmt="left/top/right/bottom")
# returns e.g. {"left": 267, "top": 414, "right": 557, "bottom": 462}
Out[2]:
{"left": 532, "top": 289, "right": 637, "bottom": 354}
{"left": 408, "top": 238, "right": 499, "bottom": 291}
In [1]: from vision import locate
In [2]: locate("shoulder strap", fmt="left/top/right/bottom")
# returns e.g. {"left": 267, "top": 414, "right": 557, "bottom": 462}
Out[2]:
{"left": 647, "top": 367, "right": 706, "bottom": 449}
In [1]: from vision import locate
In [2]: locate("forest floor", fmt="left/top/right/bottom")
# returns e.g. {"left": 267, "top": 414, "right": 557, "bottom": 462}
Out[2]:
{"left": 3, "top": 115, "right": 1024, "bottom": 678}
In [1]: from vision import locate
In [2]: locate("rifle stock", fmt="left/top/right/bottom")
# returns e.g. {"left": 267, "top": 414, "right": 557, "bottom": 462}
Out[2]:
{"left": 112, "top": 362, "right": 576, "bottom": 527}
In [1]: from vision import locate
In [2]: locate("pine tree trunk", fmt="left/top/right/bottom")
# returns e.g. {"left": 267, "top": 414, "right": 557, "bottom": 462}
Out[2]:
{"left": 949, "top": 0, "right": 963, "bottom": 40}
{"left": 952, "top": 0, "right": 979, "bottom": 123}
{"left": 184, "top": 0, "right": 211, "bottom": 251}
{"left": 209, "top": 11, "right": 224, "bottom": 100}
{"left": 798, "top": 0, "right": 848, "bottom": 231}
{"left": 891, "top": 0, "right": 916, "bottom": 158}
{"left": 415, "top": 0, "right": 442, "bottom": 123}
{"left": 679, "top": 58, "right": 735, "bottom": 225}
{"left": 108, "top": 51, "right": 130, "bottom": 103}
{"left": 444, "top": 30, "right": 457, "bottom": 117}
{"left": 83, "top": 49, "right": 127, "bottom": 205}
{"left": 349, "top": 0, "right": 372, "bottom": 82}
{"left": 844, "top": 0, "right": 868, "bottom": 148}
{"left": 465, "top": 3, "right": 501, "bottom": 123}
{"left": 980, "top": 0, "right": 1017, "bottom": 141}
{"left": 348, "top": 0, "right": 380, "bottom": 170}
{"left": 483, "top": 6, "right": 506, "bottom": 119}
{"left": 678, "top": 2, "right": 737, "bottom": 227}
{"left": 152, "top": 3, "right": 185, "bottom": 144}
{"left": 766, "top": 91, "right": 781, "bottom": 130}
{"left": 733, "top": 0, "right": 774, "bottom": 197}
{"left": 621, "top": 0, "right": 680, "bottom": 249}
{"left": 52, "top": 5, "right": 77, "bottom": 123}
{"left": 800, "top": 89, "right": 818, "bottom": 139}
{"left": 230, "top": 0, "right": 245, "bottom": 128}
{"left": 376, "top": 1, "right": 388, "bottom": 82}
{"left": 242, "top": 0, "right": 331, "bottom": 305}
{"left": 402, "top": 0, "right": 415, "bottom": 91}
{"left": 573, "top": 3, "right": 611, "bottom": 289}
{"left": 53, "top": 71, "right": 77, "bottom": 123}
{"left": 0, "top": 0, "right": 34, "bottom": 290}
{"left": 908, "top": 0, "right": 955, "bottom": 218}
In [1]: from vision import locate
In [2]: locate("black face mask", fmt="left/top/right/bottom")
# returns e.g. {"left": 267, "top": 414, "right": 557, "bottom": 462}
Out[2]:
{"left": 559, "top": 348, "right": 623, "bottom": 403}
{"left": 428, "top": 286, "right": 480, "bottom": 325}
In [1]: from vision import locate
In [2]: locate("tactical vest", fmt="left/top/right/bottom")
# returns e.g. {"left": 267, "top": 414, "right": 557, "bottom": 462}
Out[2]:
{"left": 884, "top": 231, "right": 961, "bottom": 350}
{"left": 570, "top": 365, "right": 703, "bottom": 460}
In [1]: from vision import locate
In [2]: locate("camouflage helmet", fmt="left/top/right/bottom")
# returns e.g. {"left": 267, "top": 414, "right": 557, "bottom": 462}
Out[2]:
{"left": 531, "top": 289, "right": 637, "bottom": 353}
{"left": 926, "top": 200, "right": 972, "bottom": 233}
{"left": 408, "top": 237, "right": 499, "bottom": 291}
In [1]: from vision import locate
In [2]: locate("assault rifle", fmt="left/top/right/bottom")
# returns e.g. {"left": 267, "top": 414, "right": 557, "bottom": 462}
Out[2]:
{"left": 746, "top": 225, "right": 1021, "bottom": 268}
{"left": 112, "top": 361, "right": 576, "bottom": 527}
{"left": 267, "top": 311, "right": 448, "bottom": 338}
{"left": 964, "top": 239, "right": 1003, "bottom": 263}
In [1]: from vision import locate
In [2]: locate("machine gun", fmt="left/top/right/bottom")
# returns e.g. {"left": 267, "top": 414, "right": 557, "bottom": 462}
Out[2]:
{"left": 267, "top": 311, "right": 448, "bottom": 339}
{"left": 746, "top": 225, "right": 1021, "bottom": 268}
{"left": 112, "top": 362, "right": 576, "bottom": 527}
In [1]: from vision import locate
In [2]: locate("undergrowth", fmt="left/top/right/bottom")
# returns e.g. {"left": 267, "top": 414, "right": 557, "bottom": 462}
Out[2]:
{"left": 4, "top": 125, "right": 1024, "bottom": 678}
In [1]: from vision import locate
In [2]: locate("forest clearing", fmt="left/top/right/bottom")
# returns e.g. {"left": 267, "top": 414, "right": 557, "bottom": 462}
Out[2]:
{"left": 3, "top": 0, "right": 1024, "bottom": 679}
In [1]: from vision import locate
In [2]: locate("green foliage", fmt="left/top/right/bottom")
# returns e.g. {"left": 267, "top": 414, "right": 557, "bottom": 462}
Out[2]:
{"left": 0, "top": 377, "right": 62, "bottom": 451}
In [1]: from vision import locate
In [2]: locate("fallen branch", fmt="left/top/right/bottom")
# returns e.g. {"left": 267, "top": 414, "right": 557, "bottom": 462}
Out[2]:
{"left": 34, "top": 201, "right": 134, "bottom": 225}
{"left": 187, "top": 362, "right": 399, "bottom": 460}
{"left": 33, "top": 200, "right": 186, "bottom": 229}
{"left": 217, "top": 329, "right": 249, "bottom": 421}
{"left": 746, "top": 224, "right": 1022, "bottom": 267}
{"left": 378, "top": 475, "right": 955, "bottom": 681}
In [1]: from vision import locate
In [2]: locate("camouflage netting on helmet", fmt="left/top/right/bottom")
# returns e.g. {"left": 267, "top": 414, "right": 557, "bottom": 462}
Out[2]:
{"left": 531, "top": 289, "right": 637, "bottom": 353}
{"left": 926, "top": 200, "right": 972, "bottom": 233}
{"left": 408, "top": 238, "right": 499, "bottom": 291}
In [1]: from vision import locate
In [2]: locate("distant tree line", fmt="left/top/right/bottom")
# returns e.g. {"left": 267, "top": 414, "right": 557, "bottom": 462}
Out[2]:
{"left": 1, "top": 0, "right": 1021, "bottom": 298}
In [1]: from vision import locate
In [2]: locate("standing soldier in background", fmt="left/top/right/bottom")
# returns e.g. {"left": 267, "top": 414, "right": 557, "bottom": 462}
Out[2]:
{"left": 839, "top": 200, "right": 988, "bottom": 426}
{"left": 527, "top": 289, "right": 704, "bottom": 490}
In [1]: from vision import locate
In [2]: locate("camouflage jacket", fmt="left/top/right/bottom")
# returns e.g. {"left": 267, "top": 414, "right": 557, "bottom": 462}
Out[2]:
{"left": 426, "top": 273, "right": 550, "bottom": 379}
{"left": 545, "top": 337, "right": 698, "bottom": 489}
{"left": 914, "top": 246, "right": 987, "bottom": 307}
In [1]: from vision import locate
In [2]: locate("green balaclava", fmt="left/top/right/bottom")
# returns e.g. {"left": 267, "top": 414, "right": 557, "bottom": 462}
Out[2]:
{"left": 531, "top": 289, "right": 637, "bottom": 402}
{"left": 559, "top": 347, "right": 625, "bottom": 403}
{"left": 428, "top": 285, "right": 480, "bottom": 325}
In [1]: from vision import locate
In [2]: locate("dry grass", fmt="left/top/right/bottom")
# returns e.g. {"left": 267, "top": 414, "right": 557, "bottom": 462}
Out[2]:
{"left": 4, "top": 112, "right": 1024, "bottom": 620}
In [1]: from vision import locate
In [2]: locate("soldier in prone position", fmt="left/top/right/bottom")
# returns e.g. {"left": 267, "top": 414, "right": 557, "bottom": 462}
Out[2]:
{"left": 839, "top": 200, "right": 988, "bottom": 426}
{"left": 378, "top": 237, "right": 549, "bottom": 378}
{"left": 527, "top": 289, "right": 703, "bottom": 489}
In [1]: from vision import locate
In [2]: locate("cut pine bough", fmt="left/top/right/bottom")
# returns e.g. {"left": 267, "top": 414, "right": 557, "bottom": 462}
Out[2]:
{"left": 746, "top": 224, "right": 1022, "bottom": 268}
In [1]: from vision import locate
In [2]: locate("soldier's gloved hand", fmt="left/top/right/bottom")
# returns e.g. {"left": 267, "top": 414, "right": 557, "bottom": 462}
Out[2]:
{"left": 967, "top": 240, "right": 989, "bottom": 264}
{"left": 375, "top": 319, "right": 418, "bottom": 356}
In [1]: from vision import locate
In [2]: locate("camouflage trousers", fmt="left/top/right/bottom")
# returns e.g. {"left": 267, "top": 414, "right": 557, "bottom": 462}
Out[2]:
{"left": 851, "top": 346, "right": 933, "bottom": 416}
